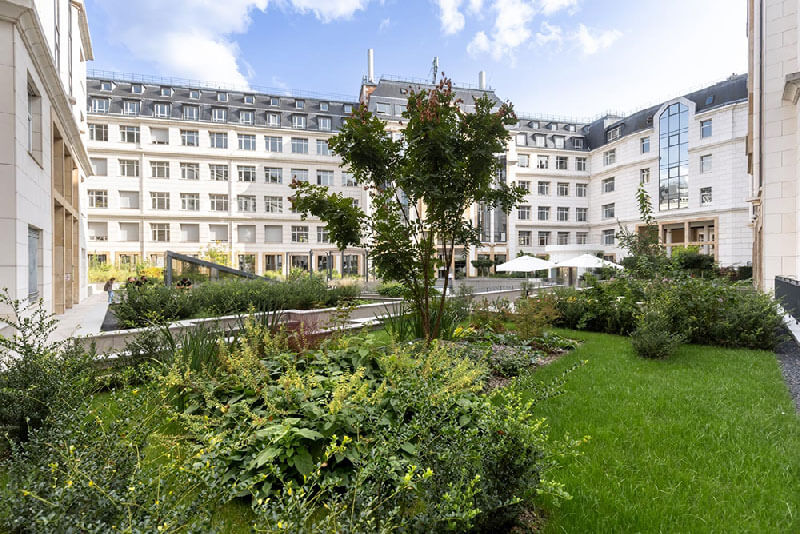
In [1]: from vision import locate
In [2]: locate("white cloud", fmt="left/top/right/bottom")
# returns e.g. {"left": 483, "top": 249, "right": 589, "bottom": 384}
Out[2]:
{"left": 436, "top": 0, "right": 466, "bottom": 34}
{"left": 539, "top": 0, "right": 579, "bottom": 15}
{"left": 467, "top": 0, "right": 484, "bottom": 14}
{"left": 573, "top": 23, "right": 622, "bottom": 55}
{"left": 535, "top": 21, "right": 562, "bottom": 46}
{"left": 99, "top": 0, "right": 369, "bottom": 88}
{"left": 466, "top": 0, "right": 536, "bottom": 62}
{"left": 379, "top": 17, "right": 391, "bottom": 31}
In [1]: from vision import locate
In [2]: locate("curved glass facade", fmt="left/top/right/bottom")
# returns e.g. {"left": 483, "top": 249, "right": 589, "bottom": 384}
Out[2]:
{"left": 658, "top": 102, "right": 689, "bottom": 210}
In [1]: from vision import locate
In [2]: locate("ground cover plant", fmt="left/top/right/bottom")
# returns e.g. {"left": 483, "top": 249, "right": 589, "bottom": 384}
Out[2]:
{"left": 113, "top": 275, "right": 361, "bottom": 329}
{"left": 531, "top": 329, "right": 800, "bottom": 532}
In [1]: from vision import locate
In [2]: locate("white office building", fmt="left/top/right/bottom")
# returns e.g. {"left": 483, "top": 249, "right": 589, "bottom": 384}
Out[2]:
{"left": 0, "top": 0, "right": 93, "bottom": 317}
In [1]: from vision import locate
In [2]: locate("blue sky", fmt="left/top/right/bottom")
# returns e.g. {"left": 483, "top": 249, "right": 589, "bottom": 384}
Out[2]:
{"left": 85, "top": 0, "right": 747, "bottom": 118}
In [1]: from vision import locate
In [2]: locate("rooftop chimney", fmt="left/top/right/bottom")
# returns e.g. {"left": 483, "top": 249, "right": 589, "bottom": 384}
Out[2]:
{"left": 367, "top": 49, "right": 375, "bottom": 83}
{"left": 479, "top": 70, "right": 486, "bottom": 90}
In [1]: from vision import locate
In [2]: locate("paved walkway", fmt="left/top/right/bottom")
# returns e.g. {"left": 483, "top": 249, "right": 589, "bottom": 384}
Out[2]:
{"left": 50, "top": 292, "right": 109, "bottom": 343}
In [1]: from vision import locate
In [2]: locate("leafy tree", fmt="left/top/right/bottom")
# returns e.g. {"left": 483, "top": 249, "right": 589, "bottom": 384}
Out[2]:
{"left": 617, "top": 184, "right": 670, "bottom": 277}
{"left": 291, "top": 77, "right": 524, "bottom": 341}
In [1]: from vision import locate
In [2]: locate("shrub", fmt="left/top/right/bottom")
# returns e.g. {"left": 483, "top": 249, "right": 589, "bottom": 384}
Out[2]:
{"left": 376, "top": 281, "right": 405, "bottom": 298}
{"left": 513, "top": 295, "right": 559, "bottom": 341}
{"left": 631, "top": 305, "right": 685, "bottom": 359}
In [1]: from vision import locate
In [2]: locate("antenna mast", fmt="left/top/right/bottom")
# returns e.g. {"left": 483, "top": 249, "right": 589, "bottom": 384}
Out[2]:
{"left": 432, "top": 56, "right": 439, "bottom": 84}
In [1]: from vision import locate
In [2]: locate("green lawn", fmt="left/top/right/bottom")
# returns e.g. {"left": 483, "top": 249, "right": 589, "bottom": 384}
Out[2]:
{"left": 531, "top": 329, "right": 800, "bottom": 533}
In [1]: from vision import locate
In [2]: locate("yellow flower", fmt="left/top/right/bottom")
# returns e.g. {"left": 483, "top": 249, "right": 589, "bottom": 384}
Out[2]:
{"left": 132, "top": 389, "right": 139, "bottom": 395}
{"left": 88, "top": 480, "right": 94, "bottom": 487}
{"left": 66, "top": 480, "right": 73, "bottom": 487}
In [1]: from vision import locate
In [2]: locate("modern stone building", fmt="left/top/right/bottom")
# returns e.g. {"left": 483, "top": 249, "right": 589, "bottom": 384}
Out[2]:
{"left": 86, "top": 54, "right": 752, "bottom": 279}
{"left": 747, "top": 0, "right": 800, "bottom": 291}
{"left": 0, "top": 0, "right": 93, "bottom": 314}
{"left": 84, "top": 76, "right": 369, "bottom": 277}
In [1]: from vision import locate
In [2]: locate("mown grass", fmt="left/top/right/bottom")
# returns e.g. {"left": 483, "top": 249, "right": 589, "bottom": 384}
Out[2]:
{"left": 532, "top": 329, "right": 800, "bottom": 533}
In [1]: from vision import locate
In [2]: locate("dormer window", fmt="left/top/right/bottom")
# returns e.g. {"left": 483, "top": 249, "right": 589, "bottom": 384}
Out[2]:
{"left": 530, "top": 121, "right": 539, "bottom": 129}
{"left": 343, "top": 104, "right": 353, "bottom": 114}
{"left": 240, "top": 110, "right": 254, "bottom": 125}
{"left": 217, "top": 92, "right": 228, "bottom": 102}
{"left": 573, "top": 137, "right": 584, "bottom": 149}
{"left": 320, "top": 102, "right": 329, "bottom": 111}
{"left": 211, "top": 107, "right": 228, "bottom": 122}
{"left": 376, "top": 102, "right": 391, "bottom": 114}
{"left": 189, "top": 89, "right": 200, "bottom": 99}
{"left": 549, "top": 123, "right": 557, "bottom": 131}
{"left": 705, "top": 95, "right": 714, "bottom": 106}
{"left": 244, "top": 94, "right": 255, "bottom": 104}
{"left": 160, "top": 87, "right": 171, "bottom": 97}
{"left": 100, "top": 81, "right": 113, "bottom": 91}
{"left": 554, "top": 136, "right": 565, "bottom": 149}
{"left": 123, "top": 100, "right": 140, "bottom": 115}
{"left": 567, "top": 124, "right": 576, "bottom": 132}
{"left": 131, "top": 84, "right": 143, "bottom": 94}
{"left": 607, "top": 126, "right": 622, "bottom": 142}
{"left": 270, "top": 96, "right": 280, "bottom": 106}
{"left": 534, "top": 134, "right": 545, "bottom": 148}
{"left": 295, "top": 100, "right": 305, "bottom": 110}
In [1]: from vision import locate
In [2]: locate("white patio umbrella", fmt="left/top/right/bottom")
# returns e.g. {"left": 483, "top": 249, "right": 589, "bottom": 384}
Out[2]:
{"left": 555, "top": 253, "right": 623, "bottom": 270}
{"left": 495, "top": 255, "right": 555, "bottom": 273}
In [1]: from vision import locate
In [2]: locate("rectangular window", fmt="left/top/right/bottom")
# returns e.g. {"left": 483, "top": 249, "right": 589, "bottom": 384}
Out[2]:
{"left": 316, "top": 170, "right": 334, "bottom": 186}
{"left": 100, "top": 81, "right": 113, "bottom": 91}
{"left": 151, "top": 223, "right": 170, "bottom": 242}
{"left": 180, "top": 162, "right": 199, "bottom": 180}
{"left": 700, "top": 187, "right": 712, "bottom": 205}
{"left": 538, "top": 181, "right": 550, "bottom": 195}
{"left": 189, "top": 90, "right": 201, "bottom": 99}
{"left": 320, "top": 102, "right": 329, "bottom": 111}
{"left": 209, "top": 132, "right": 228, "bottom": 148}
{"left": 265, "top": 136, "right": 283, "bottom": 152}
{"left": 291, "top": 168, "right": 308, "bottom": 182}
{"left": 344, "top": 104, "right": 353, "bottom": 114}
{"left": 150, "top": 192, "right": 170, "bottom": 210}
{"left": 516, "top": 133, "right": 527, "bottom": 146}
{"left": 217, "top": 92, "right": 228, "bottom": 102}
{"left": 160, "top": 87, "right": 172, "bottom": 97}
{"left": 120, "top": 125, "right": 140, "bottom": 143}
{"left": 90, "top": 97, "right": 109, "bottom": 113}
{"left": 291, "top": 137, "right": 309, "bottom": 153}
{"left": 557, "top": 207, "right": 569, "bottom": 222}
{"left": 151, "top": 128, "right": 168, "bottom": 145}
{"left": 576, "top": 183, "right": 587, "bottom": 197}
{"left": 518, "top": 230, "right": 531, "bottom": 246}
{"left": 295, "top": 100, "right": 305, "bottom": 110}
{"left": 131, "top": 84, "right": 143, "bottom": 94}
{"left": 88, "top": 189, "right": 108, "bottom": 208}
{"left": 576, "top": 157, "right": 587, "bottom": 171}
{"left": 700, "top": 154, "right": 712, "bottom": 173}
{"left": 181, "top": 130, "right": 199, "bottom": 146}
{"left": 119, "top": 222, "right": 139, "bottom": 241}
{"left": 538, "top": 206, "right": 550, "bottom": 221}
{"left": 237, "top": 227, "right": 256, "bottom": 245}
{"left": 555, "top": 156, "right": 568, "bottom": 170}
{"left": 119, "top": 191, "right": 139, "bottom": 209}
{"left": 183, "top": 105, "right": 199, "bottom": 120}
{"left": 267, "top": 112, "right": 281, "bottom": 126}
{"left": 557, "top": 182, "right": 569, "bottom": 196}
{"left": 701, "top": 119, "right": 712, "bottom": 138}
{"left": 576, "top": 207, "right": 588, "bottom": 222}
{"left": 89, "top": 123, "right": 108, "bottom": 141}
{"left": 604, "top": 149, "right": 616, "bottom": 166}
{"left": 123, "top": 100, "right": 140, "bottom": 115}
{"left": 534, "top": 135, "right": 545, "bottom": 148}
{"left": 517, "top": 205, "right": 531, "bottom": 220}
{"left": 602, "top": 203, "right": 615, "bottom": 219}
{"left": 150, "top": 161, "right": 169, "bottom": 178}
{"left": 209, "top": 224, "right": 228, "bottom": 242}
{"left": 238, "top": 165, "right": 256, "bottom": 182}
{"left": 240, "top": 110, "right": 254, "bottom": 125}
{"left": 317, "top": 139, "right": 331, "bottom": 155}
{"left": 264, "top": 225, "right": 282, "bottom": 243}
{"left": 153, "top": 102, "right": 170, "bottom": 118}
{"left": 180, "top": 223, "right": 199, "bottom": 242}
{"left": 602, "top": 177, "right": 615, "bottom": 193}
{"left": 292, "top": 115, "right": 306, "bottom": 129}
{"left": 181, "top": 193, "right": 200, "bottom": 211}
{"left": 576, "top": 232, "right": 588, "bottom": 244}
{"left": 518, "top": 180, "right": 530, "bottom": 192}
{"left": 342, "top": 172, "right": 356, "bottom": 186}
{"left": 265, "top": 167, "right": 282, "bottom": 184}
{"left": 573, "top": 137, "right": 584, "bottom": 149}
{"left": 319, "top": 117, "right": 332, "bottom": 131}
{"left": 291, "top": 225, "right": 309, "bottom": 243}
{"left": 317, "top": 226, "right": 330, "bottom": 243}
{"left": 640, "top": 168, "right": 650, "bottom": 184}
{"left": 537, "top": 155, "right": 549, "bottom": 169}
{"left": 210, "top": 164, "right": 229, "bottom": 181}
{"left": 237, "top": 195, "right": 257, "bottom": 212}
{"left": 91, "top": 157, "right": 108, "bottom": 176}
{"left": 211, "top": 108, "right": 227, "bottom": 122}
{"left": 376, "top": 102, "right": 391, "bottom": 114}
{"left": 607, "top": 126, "right": 621, "bottom": 142}
{"left": 641, "top": 136, "right": 650, "bottom": 153}
{"left": 557, "top": 232, "right": 569, "bottom": 245}
{"left": 518, "top": 154, "right": 529, "bottom": 168}
{"left": 602, "top": 229, "right": 615, "bottom": 245}
{"left": 119, "top": 159, "right": 139, "bottom": 177}
{"left": 264, "top": 196, "right": 283, "bottom": 213}
{"left": 538, "top": 231, "right": 551, "bottom": 246}
{"left": 554, "top": 136, "right": 565, "bottom": 149}
{"left": 209, "top": 194, "right": 229, "bottom": 211}
{"left": 238, "top": 134, "right": 256, "bottom": 151}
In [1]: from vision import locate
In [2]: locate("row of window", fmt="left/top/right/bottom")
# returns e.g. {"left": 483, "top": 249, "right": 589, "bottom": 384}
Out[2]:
{"left": 97, "top": 81, "right": 349, "bottom": 112}
{"left": 516, "top": 133, "right": 584, "bottom": 150}
{"left": 518, "top": 154, "right": 587, "bottom": 171}
{"left": 89, "top": 220, "right": 334, "bottom": 245}
{"left": 519, "top": 181, "right": 587, "bottom": 197}
{"left": 607, "top": 118, "right": 712, "bottom": 146}
{"left": 516, "top": 205, "right": 597, "bottom": 222}
{"left": 517, "top": 229, "right": 616, "bottom": 247}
